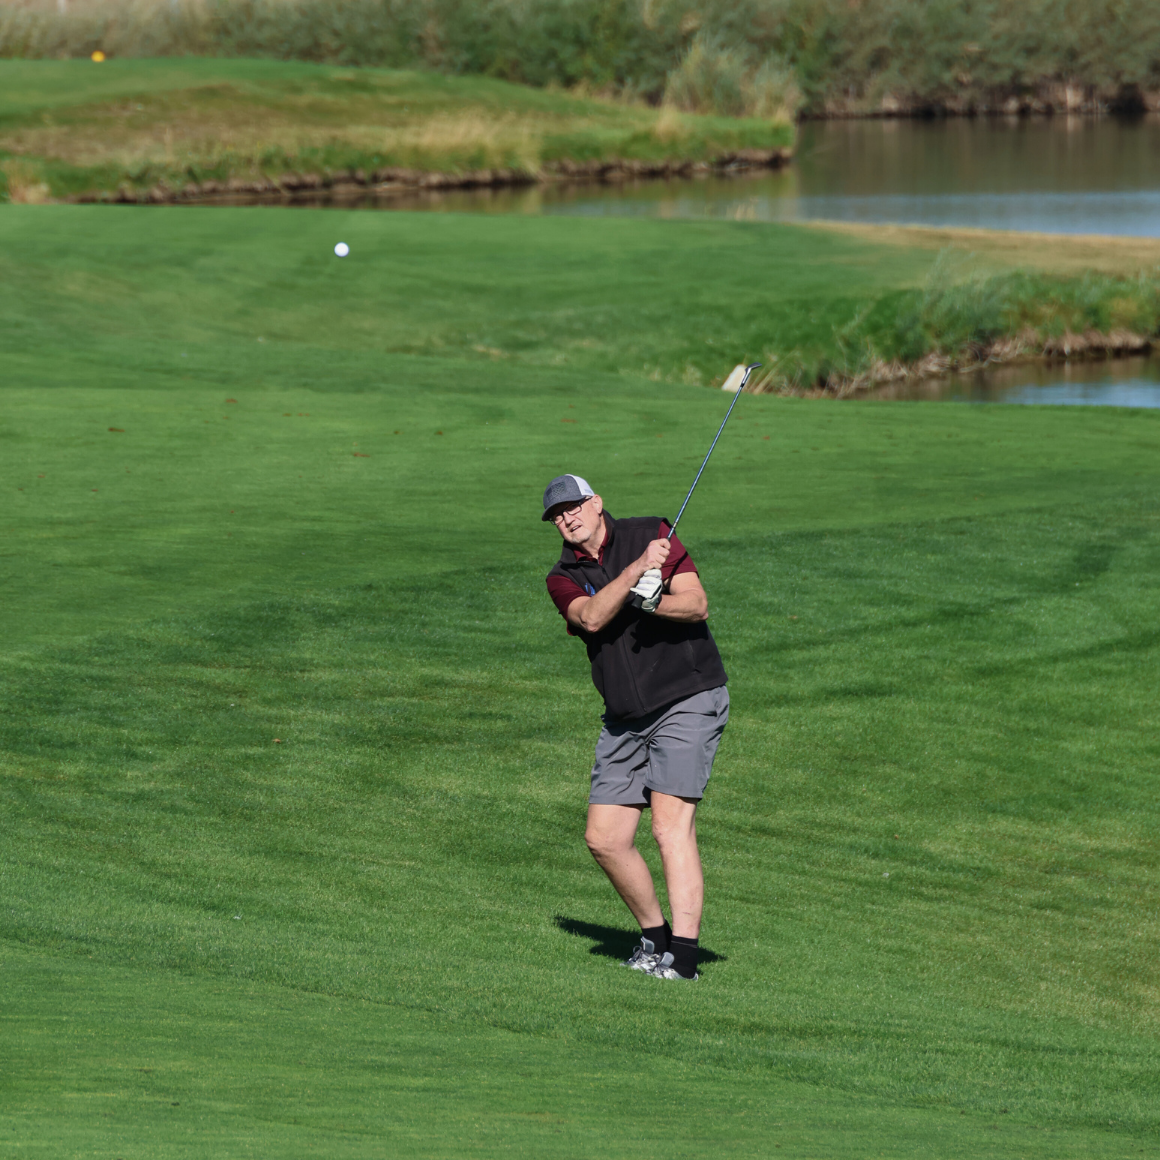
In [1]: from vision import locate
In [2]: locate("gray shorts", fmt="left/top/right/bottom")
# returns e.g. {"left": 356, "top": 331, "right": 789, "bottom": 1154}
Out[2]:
{"left": 589, "top": 685, "right": 729, "bottom": 806}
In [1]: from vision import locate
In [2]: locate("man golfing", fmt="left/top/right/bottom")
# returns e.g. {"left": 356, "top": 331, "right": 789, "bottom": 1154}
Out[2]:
{"left": 543, "top": 475, "right": 729, "bottom": 982}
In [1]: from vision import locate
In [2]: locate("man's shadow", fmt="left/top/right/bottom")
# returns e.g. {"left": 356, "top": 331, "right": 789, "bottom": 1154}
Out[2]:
{"left": 554, "top": 916, "right": 726, "bottom": 965}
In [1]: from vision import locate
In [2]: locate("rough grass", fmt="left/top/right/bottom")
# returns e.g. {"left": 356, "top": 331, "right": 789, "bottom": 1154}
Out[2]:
{"left": 741, "top": 253, "right": 1160, "bottom": 395}
{"left": 2, "top": 203, "right": 1159, "bottom": 1157}
{"left": 777, "top": 259, "right": 1160, "bottom": 393}
{"left": 0, "top": 58, "right": 793, "bottom": 201}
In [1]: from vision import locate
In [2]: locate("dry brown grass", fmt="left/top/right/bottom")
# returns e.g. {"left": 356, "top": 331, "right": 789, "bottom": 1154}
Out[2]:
{"left": 392, "top": 110, "right": 544, "bottom": 170}
{"left": 4, "top": 112, "right": 552, "bottom": 173}
{"left": 804, "top": 221, "right": 1160, "bottom": 277}
{"left": 651, "top": 105, "right": 691, "bottom": 145}
{"left": 1, "top": 158, "right": 50, "bottom": 202}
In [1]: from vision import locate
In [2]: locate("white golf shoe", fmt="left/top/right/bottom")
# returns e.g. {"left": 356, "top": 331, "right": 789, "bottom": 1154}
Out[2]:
{"left": 621, "top": 938, "right": 661, "bottom": 972}
{"left": 646, "top": 951, "right": 698, "bottom": 981}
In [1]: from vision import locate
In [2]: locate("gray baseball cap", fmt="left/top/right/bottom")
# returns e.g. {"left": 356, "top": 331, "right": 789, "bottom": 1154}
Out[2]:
{"left": 541, "top": 473, "right": 595, "bottom": 520}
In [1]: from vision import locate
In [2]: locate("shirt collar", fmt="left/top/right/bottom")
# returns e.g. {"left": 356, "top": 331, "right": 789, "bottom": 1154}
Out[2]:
{"left": 571, "top": 512, "right": 613, "bottom": 565}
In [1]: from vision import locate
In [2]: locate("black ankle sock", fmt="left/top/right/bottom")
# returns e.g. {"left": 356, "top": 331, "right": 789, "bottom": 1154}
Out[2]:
{"left": 641, "top": 921, "right": 671, "bottom": 955}
{"left": 669, "top": 935, "right": 699, "bottom": 979}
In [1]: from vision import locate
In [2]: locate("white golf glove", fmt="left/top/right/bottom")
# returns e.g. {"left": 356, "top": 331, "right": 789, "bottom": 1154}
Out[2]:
{"left": 631, "top": 568, "right": 664, "bottom": 613}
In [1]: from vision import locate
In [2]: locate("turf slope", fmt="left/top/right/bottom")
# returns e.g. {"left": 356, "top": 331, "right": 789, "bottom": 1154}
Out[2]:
{"left": 1, "top": 205, "right": 1159, "bottom": 1158}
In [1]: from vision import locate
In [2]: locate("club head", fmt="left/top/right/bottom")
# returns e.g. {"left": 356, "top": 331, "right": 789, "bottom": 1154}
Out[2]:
{"left": 739, "top": 362, "right": 762, "bottom": 390}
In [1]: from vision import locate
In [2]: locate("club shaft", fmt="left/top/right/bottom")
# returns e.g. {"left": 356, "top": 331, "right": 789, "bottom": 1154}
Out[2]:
{"left": 668, "top": 363, "right": 760, "bottom": 541}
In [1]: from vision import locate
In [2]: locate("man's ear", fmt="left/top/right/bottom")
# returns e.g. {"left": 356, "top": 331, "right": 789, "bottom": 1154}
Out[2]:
{"left": 591, "top": 494, "right": 603, "bottom": 515}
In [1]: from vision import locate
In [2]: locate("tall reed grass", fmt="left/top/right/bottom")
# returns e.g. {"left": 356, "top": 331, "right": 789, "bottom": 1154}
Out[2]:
{"left": 664, "top": 33, "right": 799, "bottom": 119}
{"left": 4, "top": 0, "right": 1158, "bottom": 117}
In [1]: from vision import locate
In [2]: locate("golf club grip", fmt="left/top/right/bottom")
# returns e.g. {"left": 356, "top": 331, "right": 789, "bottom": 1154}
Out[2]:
{"left": 667, "top": 362, "right": 760, "bottom": 541}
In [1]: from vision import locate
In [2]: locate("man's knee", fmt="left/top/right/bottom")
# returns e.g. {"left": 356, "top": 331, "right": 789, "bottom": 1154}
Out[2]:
{"left": 585, "top": 825, "right": 624, "bottom": 862}
{"left": 651, "top": 803, "right": 697, "bottom": 850}
{"left": 650, "top": 818, "right": 682, "bottom": 850}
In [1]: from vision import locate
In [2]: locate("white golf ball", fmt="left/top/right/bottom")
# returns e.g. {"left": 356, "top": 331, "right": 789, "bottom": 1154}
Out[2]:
{"left": 334, "top": 242, "right": 350, "bottom": 257}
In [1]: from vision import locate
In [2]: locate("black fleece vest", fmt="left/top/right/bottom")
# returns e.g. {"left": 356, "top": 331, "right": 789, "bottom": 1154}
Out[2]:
{"left": 547, "top": 513, "right": 728, "bottom": 721}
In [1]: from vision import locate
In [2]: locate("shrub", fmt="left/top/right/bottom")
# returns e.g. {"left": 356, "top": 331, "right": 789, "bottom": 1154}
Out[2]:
{"left": 663, "top": 32, "right": 800, "bottom": 119}
{"left": 664, "top": 35, "right": 751, "bottom": 116}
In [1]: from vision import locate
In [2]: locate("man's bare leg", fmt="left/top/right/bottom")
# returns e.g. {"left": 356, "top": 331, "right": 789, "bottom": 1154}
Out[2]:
{"left": 585, "top": 803, "right": 665, "bottom": 929}
{"left": 649, "top": 792, "right": 703, "bottom": 939}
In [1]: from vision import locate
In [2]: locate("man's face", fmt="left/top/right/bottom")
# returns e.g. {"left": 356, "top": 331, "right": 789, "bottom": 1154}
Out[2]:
{"left": 548, "top": 494, "right": 604, "bottom": 552}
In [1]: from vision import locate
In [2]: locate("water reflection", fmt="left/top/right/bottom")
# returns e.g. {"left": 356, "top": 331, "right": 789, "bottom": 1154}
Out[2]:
{"left": 865, "top": 355, "right": 1160, "bottom": 406}
{"left": 796, "top": 116, "right": 1160, "bottom": 196}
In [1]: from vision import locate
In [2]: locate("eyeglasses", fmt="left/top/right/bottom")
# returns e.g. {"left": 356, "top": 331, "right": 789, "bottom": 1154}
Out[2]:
{"left": 550, "top": 496, "right": 593, "bottom": 523}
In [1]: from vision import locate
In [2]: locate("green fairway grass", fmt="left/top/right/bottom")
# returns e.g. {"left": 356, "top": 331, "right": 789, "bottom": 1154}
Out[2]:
{"left": 2, "top": 205, "right": 1159, "bottom": 1157}
{"left": 0, "top": 59, "right": 792, "bottom": 203}
{"left": 6, "top": 944, "right": 1151, "bottom": 1160}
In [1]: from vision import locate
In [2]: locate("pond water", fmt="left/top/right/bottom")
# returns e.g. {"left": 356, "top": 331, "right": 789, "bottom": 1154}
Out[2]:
{"left": 864, "top": 355, "right": 1160, "bottom": 407}
{"left": 315, "top": 114, "right": 1160, "bottom": 237}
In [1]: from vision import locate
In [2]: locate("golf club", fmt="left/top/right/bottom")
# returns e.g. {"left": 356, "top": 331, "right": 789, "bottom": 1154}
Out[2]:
{"left": 668, "top": 361, "right": 761, "bottom": 540}
{"left": 631, "top": 362, "right": 760, "bottom": 609}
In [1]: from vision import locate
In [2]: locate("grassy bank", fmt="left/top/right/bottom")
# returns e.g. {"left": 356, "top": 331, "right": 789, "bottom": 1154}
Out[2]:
{"left": 4, "top": 0, "right": 1159, "bottom": 117}
{"left": 0, "top": 58, "right": 792, "bottom": 203}
{"left": 761, "top": 255, "right": 1160, "bottom": 395}
{"left": 2, "top": 204, "right": 1160, "bottom": 1156}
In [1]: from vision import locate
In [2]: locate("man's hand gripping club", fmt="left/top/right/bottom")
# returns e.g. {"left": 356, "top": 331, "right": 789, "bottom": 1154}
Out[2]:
{"left": 629, "top": 540, "right": 667, "bottom": 613}
{"left": 568, "top": 538, "right": 671, "bottom": 634}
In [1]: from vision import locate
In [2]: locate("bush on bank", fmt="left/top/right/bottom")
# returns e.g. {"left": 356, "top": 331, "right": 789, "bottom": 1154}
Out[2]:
{"left": 3, "top": 0, "right": 1159, "bottom": 116}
